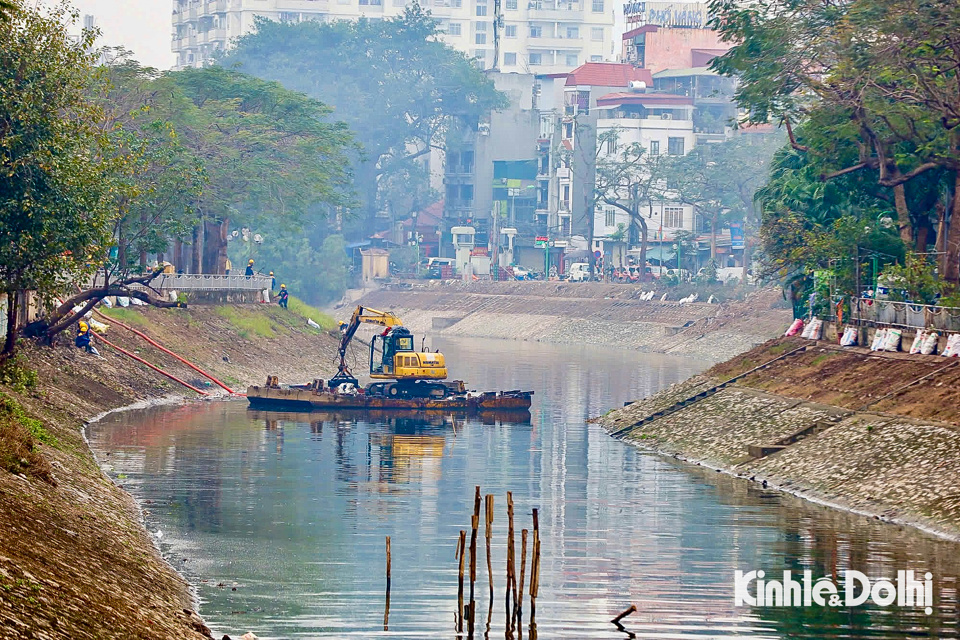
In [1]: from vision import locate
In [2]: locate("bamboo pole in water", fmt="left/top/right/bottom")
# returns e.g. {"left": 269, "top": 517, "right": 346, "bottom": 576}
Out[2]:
{"left": 457, "top": 530, "right": 466, "bottom": 632}
{"left": 506, "top": 492, "right": 516, "bottom": 634}
{"left": 516, "top": 528, "right": 527, "bottom": 631}
{"left": 485, "top": 494, "right": 494, "bottom": 606}
{"left": 469, "top": 486, "right": 480, "bottom": 635}
{"left": 529, "top": 509, "right": 540, "bottom": 628}
{"left": 384, "top": 535, "right": 391, "bottom": 630}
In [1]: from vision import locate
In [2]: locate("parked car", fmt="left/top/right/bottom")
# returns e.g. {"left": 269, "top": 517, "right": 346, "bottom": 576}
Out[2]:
{"left": 423, "top": 257, "right": 455, "bottom": 279}
{"left": 567, "top": 262, "right": 592, "bottom": 282}
{"left": 511, "top": 266, "right": 532, "bottom": 280}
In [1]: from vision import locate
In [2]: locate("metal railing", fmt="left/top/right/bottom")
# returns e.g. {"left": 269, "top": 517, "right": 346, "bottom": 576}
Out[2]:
{"left": 855, "top": 298, "right": 960, "bottom": 332}
{"left": 96, "top": 273, "right": 272, "bottom": 293}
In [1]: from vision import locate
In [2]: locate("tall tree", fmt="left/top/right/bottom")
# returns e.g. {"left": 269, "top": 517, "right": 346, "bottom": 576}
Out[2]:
{"left": 222, "top": 5, "right": 506, "bottom": 236}
{"left": 0, "top": 1, "right": 113, "bottom": 357}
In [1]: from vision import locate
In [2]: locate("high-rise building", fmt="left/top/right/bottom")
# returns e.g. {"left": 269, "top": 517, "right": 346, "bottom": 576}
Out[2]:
{"left": 171, "top": 0, "right": 615, "bottom": 73}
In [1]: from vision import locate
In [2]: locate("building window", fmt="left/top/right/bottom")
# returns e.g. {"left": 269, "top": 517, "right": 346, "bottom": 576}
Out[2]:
{"left": 562, "top": 121, "right": 573, "bottom": 138}
{"left": 590, "top": 54, "right": 602, "bottom": 61}
{"left": 476, "top": 3, "right": 487, "bottom": 15}
{"left": 506, "top": 0, "right": 518, "bottom": 8}
{"left": 529, "top": 53, "right": 542, "bottom": 65}
{"left": 668, "top": 137, "right": 685, "bottom": 156}
{"left": 566, "top": 54, "right": 578, "bottom": 67}
{"left": 591, "top": 27, "right": 603, "bottom": 41}
{"left": 475, "top": 32, "right": 487, "bottom": 44}
{"left": 447, "top": 22, "right": 461, "bottom": 35}
{"left": 664, "top": 207, "right": 684, "bottom": 228}
{"left": 591, "top": 0, "right": 603, "bottom": 11}
{"left": 504, "top": 52, "right": 517, "bottom": 65}
{"left": 505, "top": 24, "right": 517, "bottom": 37}
{"left": 649, "top": 140, "right": 660, "bottom": 155}
{"left": 359, "top": 0, "right": 383, "bottom": 5}
{"left": 279, "top": 11, "right": 300, "bottom": 21}
{"left": 529, "top": 25, "right": 542, "bottom": 37}
{"left": 605, "top": 210, "right": 615, "bottom": 227}
{"left": 606, "top": 136, "right": 616, "bottom": 155}
{"left": 566, "top": 26, "right": 578, "bottom": 38}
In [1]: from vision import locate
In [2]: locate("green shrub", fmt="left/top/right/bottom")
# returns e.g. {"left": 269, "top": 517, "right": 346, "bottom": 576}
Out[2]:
{"left": 0, "top": 356, "right": 38, "bottom": 392}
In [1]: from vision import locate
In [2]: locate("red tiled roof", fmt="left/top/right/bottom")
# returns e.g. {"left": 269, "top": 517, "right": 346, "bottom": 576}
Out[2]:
{"left": 595, "top": 92, "right": 694, "bottom": 107}
{"left": 565, "top": 63, "right": 654, "bottom": 88}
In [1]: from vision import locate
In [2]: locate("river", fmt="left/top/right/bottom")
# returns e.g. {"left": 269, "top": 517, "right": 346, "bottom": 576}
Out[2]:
{"left": 88, "top": 337, "right": 960, "bottom": 639}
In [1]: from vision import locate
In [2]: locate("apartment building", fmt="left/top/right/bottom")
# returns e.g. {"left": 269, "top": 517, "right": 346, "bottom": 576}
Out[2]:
{"left": 171, "top": 0, "right": 615, "bottom": 73}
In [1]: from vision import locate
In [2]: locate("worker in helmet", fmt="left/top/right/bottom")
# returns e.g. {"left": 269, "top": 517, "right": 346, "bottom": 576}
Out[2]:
{"left": 245, "top": 259, "right": 255, "bottom": 277}
{"left": 277, "top": 283, "right": 289, "bottom": 309}
{"left": 269, "top": 271, "right": 276, "bottom": 291}
{"left": 75, "top": 320, "right": 100, "bottom": 356}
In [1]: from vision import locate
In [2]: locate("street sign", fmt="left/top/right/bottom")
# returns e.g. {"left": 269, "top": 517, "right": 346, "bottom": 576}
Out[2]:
{"left": 535, "top": 236, "right": 548, "bottom": 248}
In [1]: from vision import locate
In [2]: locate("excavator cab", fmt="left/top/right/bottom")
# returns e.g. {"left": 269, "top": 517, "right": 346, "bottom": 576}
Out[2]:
{"left": 370, "top": 327, "right": 414, "bottom": 376}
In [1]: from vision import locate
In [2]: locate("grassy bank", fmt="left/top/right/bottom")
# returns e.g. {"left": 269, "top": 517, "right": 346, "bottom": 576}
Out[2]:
{"left": 0, "top": 303, "right": 342, "bottom": 638}
{"left": 600, "top": 337, "right": 960, "bottom": 539}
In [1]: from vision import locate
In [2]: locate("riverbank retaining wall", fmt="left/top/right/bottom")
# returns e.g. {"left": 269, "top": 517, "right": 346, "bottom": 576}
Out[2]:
{"left": 600, "top": 338, "right": 960, "bottom": 539}
{"left": 351, "top": 281, "right": 792, "bottom": 362}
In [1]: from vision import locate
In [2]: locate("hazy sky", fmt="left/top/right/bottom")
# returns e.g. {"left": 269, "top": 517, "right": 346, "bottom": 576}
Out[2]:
{"left": 72, "top": 0, "right": 175, "bottom": 70}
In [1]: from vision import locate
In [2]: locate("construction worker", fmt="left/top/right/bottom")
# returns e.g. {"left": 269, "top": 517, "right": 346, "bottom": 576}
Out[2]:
{"left": 245, "top": 259, "right": 255, "bottom": 277}
{"left": 270, "top": 271, "right": 276, "bottom": 291}
{"left": 278, "top": 284, "right": 289, "bottom": 309}
{"left": 225, "top": 257, "right": 232, "bottom": 275}
{"left": 75, "top": 320, "right": 100, "bottom": 356}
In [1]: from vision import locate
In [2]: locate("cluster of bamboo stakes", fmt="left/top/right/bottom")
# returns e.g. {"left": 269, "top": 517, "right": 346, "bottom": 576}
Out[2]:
{"left": 455, "top": 486, "right": 542, "bottom": 639}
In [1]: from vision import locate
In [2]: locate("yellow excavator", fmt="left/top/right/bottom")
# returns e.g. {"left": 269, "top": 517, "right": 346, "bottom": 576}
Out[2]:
{"left": 329, "top": 305, "right": 459, "bottom": 398}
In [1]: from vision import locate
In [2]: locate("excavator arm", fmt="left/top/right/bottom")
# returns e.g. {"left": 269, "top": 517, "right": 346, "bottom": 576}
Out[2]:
{"left": 331, "top": 306, "right": 404, "bottom": 386}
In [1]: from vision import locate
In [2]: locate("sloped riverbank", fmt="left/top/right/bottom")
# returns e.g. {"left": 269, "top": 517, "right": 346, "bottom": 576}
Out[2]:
{"left": 0, "top": 304, "right": 341, "bottom": 639}
{"left": 353, "top": 281, "right": 791, "bottom": 362}
{"left": 599, "top": 337, "right": 960, "bottom": 540}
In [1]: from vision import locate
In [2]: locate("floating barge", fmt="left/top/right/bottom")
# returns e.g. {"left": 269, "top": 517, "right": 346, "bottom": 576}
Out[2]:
{"left": 246, "top": 383, "right": 533, "bottom": 414}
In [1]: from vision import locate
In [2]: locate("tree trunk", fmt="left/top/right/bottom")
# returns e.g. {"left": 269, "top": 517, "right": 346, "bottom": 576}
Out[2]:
{"left": 173, "top": 238, "right": 183, "bottom": 272}
{"left": 710, "top": 212, "right": 718, "bottom": 263}
{"left": 191, "top": 223, "right": 202, "bottom": 274}
{"left": 217, "top": 218, "right": 229, "bottom": 274}
{"left": 139, "top": 211, "right": 148, "bottom": 269}
{"left": 586, "top": 193, "right": 596, "bottom": 280}
{"left": 638, "top": 215, "right": 649, "bottom": 282}
{"left": 935, "top": 199, "right": 948, "bottom": 277}
{"left": 893, "top": 183, "right": 914, "bottom": 246}
{"left": 945, "top": 172, "right": 960, "bottom": 284}
{"left": 3, "top": 290, "right": 19, "bottom": 358}
{"left": 202, "top": 219, "right": 221, "bottom": 274}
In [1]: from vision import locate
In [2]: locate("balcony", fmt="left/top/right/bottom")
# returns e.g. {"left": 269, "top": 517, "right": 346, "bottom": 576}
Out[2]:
{"left": 527, "top": 35, "right": 583, "bottom": 50}
{"left": 527, "top": 5, "right": 582, "bottom": 20}
{"left": 597, "top": 117, "right": 694, "bottom": 134}
{"left": 204, "top": 0, "right": 228, "bottom": 12}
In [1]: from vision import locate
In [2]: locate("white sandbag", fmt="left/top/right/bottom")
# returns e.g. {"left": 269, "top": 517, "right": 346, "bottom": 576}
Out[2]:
{"left": 840, "top": 326, "right": 858, "bottom": 347}
{"left": 116, "top": 296, "right": 130, "bottom": 307}
{"left": 806, "top": 318, "right": 823, "bottom": 340}
{"left": 870, "top": 328, "right": 887, "bottom": 351}
{"left": 909, "top": 331, "right": 925, "bottom": 355}
{"left": 943, "top": 334, "right": 960, "bottom": 357}
{"left": 130, "top": 297, "right": 146, "bottom": 306}
{"left": 801, "top": 320, "right": 814, "bottom": 339}
{"left": 168, "top": 290, "right": 179, "bottom": 302}
{"left": 883, "top": 328, "right": 902, "bottom": 352}
{"left": 307, "top": 318, "right": 321, "bottom": 329}
{"left": 88, "top": 319, "right": 109, "bottom": 334}
{"left": 100, "top": 297, "right": 113, "bottom": 308}
{"left": 261, "top": 289, "right": 271, "bottom": 303}
{"left": 921, "top": 331, "right": 939, "bottom": 355}
{"left": 660, "top": 293, "right": 669, "bottom": 301}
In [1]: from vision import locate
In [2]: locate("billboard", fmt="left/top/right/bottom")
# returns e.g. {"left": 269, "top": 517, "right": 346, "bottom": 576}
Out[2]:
{"left": 623, "top": 2, "right": 710, "bottom": 28}
{"left": 729, "top": 221, "right": 744, "bottom": 249}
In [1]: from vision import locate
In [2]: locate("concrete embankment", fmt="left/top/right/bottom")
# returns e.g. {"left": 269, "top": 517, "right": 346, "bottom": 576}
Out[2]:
{"left": 0, "top": 304, "right": 341, "bottom": 639}
{"left": 352, "top": 281, "right": 791, "bottom": 361}
{"left": 599, "top": 337, "right": 960, "bottom": 539}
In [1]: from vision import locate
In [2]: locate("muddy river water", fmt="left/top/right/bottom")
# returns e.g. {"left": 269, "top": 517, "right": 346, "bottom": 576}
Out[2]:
{"left": 88, "top": 337, "right": 960, "bottom": 639}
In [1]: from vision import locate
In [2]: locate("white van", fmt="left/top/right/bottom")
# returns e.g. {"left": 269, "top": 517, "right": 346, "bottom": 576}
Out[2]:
{"left": 567, "top": 262, "right": 592, "bottom": 282}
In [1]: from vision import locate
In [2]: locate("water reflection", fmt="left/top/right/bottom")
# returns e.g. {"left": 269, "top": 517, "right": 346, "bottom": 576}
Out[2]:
{"left": 88, "top": 338, "right": 960, "bottom": 639}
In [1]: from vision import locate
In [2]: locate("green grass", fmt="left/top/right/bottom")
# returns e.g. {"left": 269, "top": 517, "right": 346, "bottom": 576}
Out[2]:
{"left": 286, "top": 297, "right": 337, "bottom": 331}
{"left": 811, "top": 352, "right": 841, "bottom": 366}
{"left": 215, "top": 306, "right": 282, "bottom": 339}
{"left": 99, "top": 306, "right": 149, "bottom": 327}
{"left": 0, "top": 393, "right": 55, "bottom": 480}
